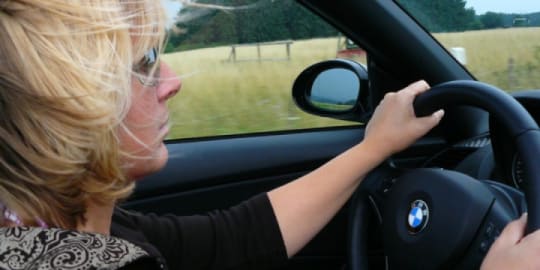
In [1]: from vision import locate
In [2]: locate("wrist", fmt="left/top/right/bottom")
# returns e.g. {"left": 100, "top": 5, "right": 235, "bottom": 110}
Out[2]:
{"left": 360, "top": 137, "right": 394, "bottom": 159}
{"left": 355, "top": 139, "right": 393, "bottom": 164}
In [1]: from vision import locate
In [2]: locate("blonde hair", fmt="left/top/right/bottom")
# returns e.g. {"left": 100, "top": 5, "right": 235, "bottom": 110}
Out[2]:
{"left": 0, "top": 0, "right": 166, "bottom": 228}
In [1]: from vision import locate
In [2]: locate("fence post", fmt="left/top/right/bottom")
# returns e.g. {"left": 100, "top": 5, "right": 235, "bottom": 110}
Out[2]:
{"left": 225, "top": 40, "right": 293, "bottom": 62}
{"left": 286, "top": 42, "right": 291, "bottom": 60}
{"left": 450, "top": 47, "right": 467, "bottom": 65}
{"left": 508, "top": 57, "right": 515, "bottom": 90}
{"left": 257, "top": 43, "right": 261, "bottom": 62}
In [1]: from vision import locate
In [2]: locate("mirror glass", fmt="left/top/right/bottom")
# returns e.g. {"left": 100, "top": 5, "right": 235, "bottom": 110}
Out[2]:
{"left": 308, "top": 68, "right": 360, "bottom": 112}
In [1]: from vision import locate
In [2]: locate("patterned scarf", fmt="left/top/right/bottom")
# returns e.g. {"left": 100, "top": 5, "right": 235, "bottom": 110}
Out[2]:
{"left": 0, "top": 227, "right": 149, "bottom": 270}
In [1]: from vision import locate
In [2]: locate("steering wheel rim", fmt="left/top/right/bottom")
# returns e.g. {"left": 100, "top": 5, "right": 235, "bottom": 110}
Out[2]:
{"left": 348, "top": 80, "right": 540, "bottom": 270}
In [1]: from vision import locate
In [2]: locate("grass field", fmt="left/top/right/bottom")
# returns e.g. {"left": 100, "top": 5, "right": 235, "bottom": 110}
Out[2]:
{"left": 436, "top": 27, "right": 540, "bottom": 90}
{"left": 163, "top": 27, "right": 540, "bottom": 139}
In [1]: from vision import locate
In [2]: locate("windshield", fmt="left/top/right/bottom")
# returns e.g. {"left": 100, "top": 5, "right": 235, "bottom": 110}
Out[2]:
{"left": 396, "top": 0, "right": 540, "bottom": 92}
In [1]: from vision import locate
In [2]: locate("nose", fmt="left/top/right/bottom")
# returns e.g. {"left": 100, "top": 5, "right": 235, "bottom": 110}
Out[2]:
{"left": 157, "top": 62, "right": 181, "bottom": 102}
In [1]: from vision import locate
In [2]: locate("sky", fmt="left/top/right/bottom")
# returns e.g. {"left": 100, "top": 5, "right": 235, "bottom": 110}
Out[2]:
{"left": 465, "top": 0, "right": 540, "bottom": 14}
{"left": 161, "top": 0, "right": 183, "bottom": 26}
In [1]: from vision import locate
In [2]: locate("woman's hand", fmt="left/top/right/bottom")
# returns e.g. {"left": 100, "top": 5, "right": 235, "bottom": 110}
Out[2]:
{"left": 269, "top": 80, "right": 444, "bottom": 257}
{"left": 364, "top": 80, "right": 444, "bottom": 157}
{"left": 481, "top": 214, "right": 540, "bottom": 270}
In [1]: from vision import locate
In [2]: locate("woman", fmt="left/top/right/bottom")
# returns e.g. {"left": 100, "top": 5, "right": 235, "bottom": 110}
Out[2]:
{"left": 0, "top": 0, "right": 538, "bottom": 269}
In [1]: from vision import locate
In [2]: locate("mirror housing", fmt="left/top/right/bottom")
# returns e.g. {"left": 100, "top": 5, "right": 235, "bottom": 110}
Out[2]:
{"left": 292, "top": 59, "right": 369, "bottom": 122}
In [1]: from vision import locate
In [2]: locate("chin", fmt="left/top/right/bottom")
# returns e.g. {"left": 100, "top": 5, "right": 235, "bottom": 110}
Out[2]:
{"left": 128, "top": 143, "right": 169, "bottom": 181}
{"left": 152, "top": 143, "right": 169, "bottom": 171}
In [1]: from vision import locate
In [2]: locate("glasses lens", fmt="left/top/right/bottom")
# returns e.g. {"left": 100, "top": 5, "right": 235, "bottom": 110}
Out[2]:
{"left": 144, "top": 48, "right": 158, "bottom": 65}
{"left": 135, "top": 48, "right": 160, "bottom": 87}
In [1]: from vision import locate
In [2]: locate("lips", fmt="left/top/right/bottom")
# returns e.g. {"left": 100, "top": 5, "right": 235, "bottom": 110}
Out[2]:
{"left": 159, "top": 116, "right": 169, "bottom": 130}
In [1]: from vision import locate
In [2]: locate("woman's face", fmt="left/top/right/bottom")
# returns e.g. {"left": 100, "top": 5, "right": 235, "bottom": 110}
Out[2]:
{"left": 119, "top": 56, "right": 181, "bottom": 180}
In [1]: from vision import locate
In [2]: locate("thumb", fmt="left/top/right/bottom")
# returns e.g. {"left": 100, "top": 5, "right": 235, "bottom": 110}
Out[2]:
{"left": 496, "top": 213, "right": 528, "bottom": 247}
{"left": 417, "top": 109, "right": 445, "bottom": 130}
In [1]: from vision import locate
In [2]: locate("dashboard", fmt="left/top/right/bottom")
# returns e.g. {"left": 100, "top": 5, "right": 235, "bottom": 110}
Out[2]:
{"left": 423, "top": 90, "right": 540, "bottom": 191}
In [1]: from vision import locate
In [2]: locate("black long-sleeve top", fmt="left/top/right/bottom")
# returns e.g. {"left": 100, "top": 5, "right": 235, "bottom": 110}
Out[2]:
{"left": 111, "top": 193, "right": 288, "bottom": 270}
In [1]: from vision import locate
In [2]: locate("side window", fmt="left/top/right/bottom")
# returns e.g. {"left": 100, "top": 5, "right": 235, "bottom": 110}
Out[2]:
{"left": 161, "top": 0, "right": 365, "bottom": 139}
{"left": 396, "top": 0, "right": 540, "bottom": 92}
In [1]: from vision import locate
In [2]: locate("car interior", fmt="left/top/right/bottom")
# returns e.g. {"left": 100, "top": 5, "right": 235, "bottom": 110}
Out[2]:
{"left": 121, "top": 1, "right": 540, "bottom": 269}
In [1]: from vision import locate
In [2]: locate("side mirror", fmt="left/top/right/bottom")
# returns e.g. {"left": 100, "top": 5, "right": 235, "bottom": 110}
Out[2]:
{"left": 292, "top": 59, "right": 369, "bottom": 122}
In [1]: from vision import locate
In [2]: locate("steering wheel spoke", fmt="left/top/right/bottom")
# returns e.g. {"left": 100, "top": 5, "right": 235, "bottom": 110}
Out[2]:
{"left": 348, "top": 162, "right": 400, "bottom": 270}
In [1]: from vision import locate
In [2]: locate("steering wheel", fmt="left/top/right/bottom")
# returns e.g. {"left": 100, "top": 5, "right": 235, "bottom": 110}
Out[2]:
{"left": 347, "top": 80, "right": 540, "bottom": 270}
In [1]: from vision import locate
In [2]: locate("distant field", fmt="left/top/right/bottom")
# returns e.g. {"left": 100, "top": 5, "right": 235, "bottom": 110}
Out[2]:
{"left": 435, "top": 27, "right": 540, "bottom": 90}
{"left": 162, "top": 38, "right": 358, "bottom": 139}
{"left": 163, "top": 28, "right": 540, "bottom": 139}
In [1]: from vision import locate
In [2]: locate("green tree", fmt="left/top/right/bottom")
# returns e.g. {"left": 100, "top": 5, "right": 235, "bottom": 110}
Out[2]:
{"left": 480, "top": 12, "right": 504, "bottom": 29}
{"left": 397, "top": 0, "right": 479, "bottom": 32}
{"left": 167, "top": 0, "right": 337, "bottom": 52}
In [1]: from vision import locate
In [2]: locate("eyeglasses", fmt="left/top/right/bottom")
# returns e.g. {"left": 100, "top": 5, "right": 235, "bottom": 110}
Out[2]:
{"left": 133, "top": 48, "right": 160, "bottom": 87}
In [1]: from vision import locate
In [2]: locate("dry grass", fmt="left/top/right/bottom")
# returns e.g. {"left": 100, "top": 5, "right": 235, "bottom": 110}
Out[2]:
{"left": 163, "top": 28, "right": 540, "bottom": 139}
{"left": 435, "top": 27, "right": 540, "bottom": 90}
{"left": 162, "top": 38, "right": 359, "bottom": 139}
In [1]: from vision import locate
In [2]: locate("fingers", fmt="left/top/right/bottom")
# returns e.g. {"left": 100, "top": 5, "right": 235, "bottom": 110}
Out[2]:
{"left": 366, "top": 79, "right": 439, "bottom": 155}
{"left": 496, "top": 213, "right": 528, "bottom": 247}
{"left": 402, "top": 80, "right": 430, "bottom": 97}
{"left": 517, "top": 213, "right": 540, "bottom": 247}
{"left": 481, "top": 214, "right": 540, "bottom": 270}
{"left": 432, "top": 109, "right": 445, "bottom": 120}
{"left": 407, "top": 81, "right": 444, "bottom": 130}
{"left": 382, "top": 80, "right": 429, "bottom": 102}
{"left": 417, "top": 109, "right": 445, "bottom": 129}
{"left": 521, "top": 226, "right": 540, "bottom": 247}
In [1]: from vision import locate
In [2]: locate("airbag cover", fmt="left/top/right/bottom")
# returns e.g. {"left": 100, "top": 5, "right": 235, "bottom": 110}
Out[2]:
{"left": 383, "top": 168, "right": 494, "bottom": 270}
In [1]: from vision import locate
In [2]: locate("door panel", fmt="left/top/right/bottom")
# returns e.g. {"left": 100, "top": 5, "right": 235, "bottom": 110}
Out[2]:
{"left": 129, "top": 128, "right": 364, "bottom": 200}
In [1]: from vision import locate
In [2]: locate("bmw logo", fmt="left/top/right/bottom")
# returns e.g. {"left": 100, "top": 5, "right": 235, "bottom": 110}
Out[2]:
{"left": 407, "top": 200, "right": 429, "bottom": 234}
